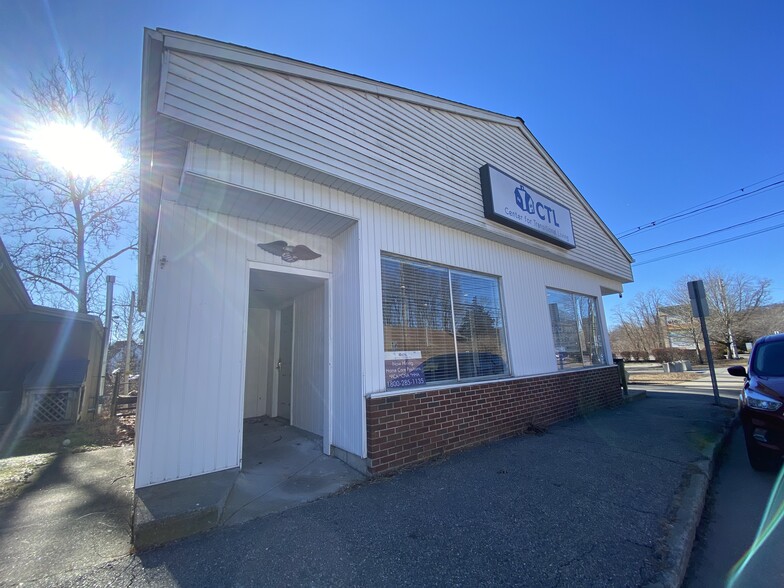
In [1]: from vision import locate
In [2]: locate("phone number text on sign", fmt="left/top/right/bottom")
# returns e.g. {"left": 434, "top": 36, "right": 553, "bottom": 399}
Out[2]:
{"left": 385, "top": 360, "right": 426, "bottom": 388}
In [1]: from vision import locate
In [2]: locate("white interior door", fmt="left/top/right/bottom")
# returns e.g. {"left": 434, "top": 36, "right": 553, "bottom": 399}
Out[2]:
{"left": 276, "top": 305, "right": 294, "bottom": 420}
{"left": 244, "top": 307, "right": 271, "bottom": 418}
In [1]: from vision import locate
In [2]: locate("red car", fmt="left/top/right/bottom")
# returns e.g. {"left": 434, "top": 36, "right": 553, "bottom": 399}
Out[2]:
{"left": 729, "top": 333, "right": 784, "bottom": 470}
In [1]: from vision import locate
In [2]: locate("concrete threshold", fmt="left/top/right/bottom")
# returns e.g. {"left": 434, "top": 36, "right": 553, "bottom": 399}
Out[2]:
{"left": 132, "top": 468, "right": 237, "bottom": 550}
{"left": 132, "top": 418, "right": 366, "bottom": 550}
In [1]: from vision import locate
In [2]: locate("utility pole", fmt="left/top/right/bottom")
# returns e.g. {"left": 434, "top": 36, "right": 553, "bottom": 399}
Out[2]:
{"left": 123, "top": 290, "right": 136, "bottom": 395}
{"left": 96, "top": 275, "right": 115, "bottom": 416}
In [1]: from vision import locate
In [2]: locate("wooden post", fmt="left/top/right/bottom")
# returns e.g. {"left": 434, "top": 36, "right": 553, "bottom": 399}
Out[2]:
{"left": 123, "top": 291, "right": 136, "bottom": 395}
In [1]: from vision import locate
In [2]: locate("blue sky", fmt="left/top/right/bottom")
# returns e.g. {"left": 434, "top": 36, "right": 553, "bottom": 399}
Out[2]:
{"left": 2, "top": 1, "right": 783, "bottom": 324}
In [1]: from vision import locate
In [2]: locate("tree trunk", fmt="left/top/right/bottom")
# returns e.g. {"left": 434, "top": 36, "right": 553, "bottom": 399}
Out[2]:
{"left": 70, "top": 176, "right": 88, "bottom": 314}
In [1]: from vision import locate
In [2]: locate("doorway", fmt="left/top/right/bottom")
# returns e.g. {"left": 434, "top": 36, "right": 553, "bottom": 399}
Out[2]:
{"left": 242, "top": 267, "right": 328, "bottom": 455}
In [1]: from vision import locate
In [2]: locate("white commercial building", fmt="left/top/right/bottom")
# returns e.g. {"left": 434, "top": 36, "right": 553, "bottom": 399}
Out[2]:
{"left": 136, "top": 29, "right": 633, "bottom": 489}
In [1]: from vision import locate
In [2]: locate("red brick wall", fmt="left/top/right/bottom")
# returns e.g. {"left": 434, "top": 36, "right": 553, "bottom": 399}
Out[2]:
{"left": 366, "top": 365, "right": 622, "bottom": 474}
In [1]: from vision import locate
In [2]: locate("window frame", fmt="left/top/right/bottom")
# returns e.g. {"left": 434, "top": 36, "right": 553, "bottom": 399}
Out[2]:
{"left": 380, "top": 253, "right": 511, "bottom": 391}
{"left": 546, "top": 286, "right": 607, "bottom": 371}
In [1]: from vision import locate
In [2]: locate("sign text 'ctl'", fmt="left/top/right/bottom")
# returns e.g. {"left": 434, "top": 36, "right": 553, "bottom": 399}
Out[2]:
{"left": 515, "top": 185, "right": 561, "bottom": 227}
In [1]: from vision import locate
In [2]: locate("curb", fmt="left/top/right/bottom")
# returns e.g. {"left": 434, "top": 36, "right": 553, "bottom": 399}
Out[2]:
{"left": 623, "top": 389, "right": 648, "bottom": 404}
{"left": 647, "top": 410, "right": 738, "bottom": 587}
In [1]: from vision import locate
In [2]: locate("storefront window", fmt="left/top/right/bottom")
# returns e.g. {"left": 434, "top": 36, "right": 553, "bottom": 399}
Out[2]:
{"left": 381, "top": 255, "right": 509, "bottom": 390}
{"left": 547, "top": 288, "right": 606, "bottom": 370}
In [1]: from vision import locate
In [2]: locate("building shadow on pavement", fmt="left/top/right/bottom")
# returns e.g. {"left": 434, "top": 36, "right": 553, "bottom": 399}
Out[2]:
{"left": 0, "top": 446, "right": 134, "bottom": 585}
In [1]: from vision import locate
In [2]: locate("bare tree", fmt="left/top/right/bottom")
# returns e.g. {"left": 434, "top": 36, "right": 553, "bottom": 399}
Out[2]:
{"left": 664, "top": 286, "right": 705, "bottom": 363}
{"left": 702, "top": 269, "right": 771, "bottom": 359}
{"left": 612, "top": 289, "right": 667, "bottom": 357}
{"left": 665, "top": 270, "right": 771, "bottom": 359}
{"left": 613, "top": 271, "right": 774, "bottom": 361}
{"left": 0, "top": 57, "right": 138, "bottom": 314}
{"left": 749, "top": 303, "right": 784, "bottom": 341}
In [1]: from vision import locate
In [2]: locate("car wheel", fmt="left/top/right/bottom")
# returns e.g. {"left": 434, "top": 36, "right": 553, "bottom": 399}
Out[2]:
{"left": 745, "top": 435, "right": 780, "bottom": 472}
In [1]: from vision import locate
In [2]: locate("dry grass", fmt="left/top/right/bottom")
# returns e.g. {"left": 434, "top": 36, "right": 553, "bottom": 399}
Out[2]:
{"left": 0, "top": 415, "right": 135, "bottom": 504}
{"left": 10, "top": 415, "right": 135, "bottom": 457}
{"left": 0, "top": 453, "right": 56, "bottom": 503}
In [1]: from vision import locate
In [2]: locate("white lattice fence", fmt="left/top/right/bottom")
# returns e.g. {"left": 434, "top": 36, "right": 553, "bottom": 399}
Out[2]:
{"left": 26, "top": 388, "right": 79, "bottom": 423}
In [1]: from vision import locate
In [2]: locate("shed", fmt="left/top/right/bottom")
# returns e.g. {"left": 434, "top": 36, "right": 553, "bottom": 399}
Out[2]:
{"left": 0, "top": 237, "right": 103, "bottom": 426}
{"left": 22, "top": 359, "right": 90, "bottom": 424}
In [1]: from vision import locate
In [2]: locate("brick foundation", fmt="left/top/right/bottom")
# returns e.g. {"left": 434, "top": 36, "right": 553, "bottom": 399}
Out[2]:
{"left": 366, "top": 365, "right": 623, "bottom": 474}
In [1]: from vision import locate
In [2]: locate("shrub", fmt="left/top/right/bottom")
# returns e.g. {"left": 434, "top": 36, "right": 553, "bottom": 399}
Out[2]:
{"left": 652, "top": 348, "right": 675, "bottom": 363}
{"left": 670, "top": 348, "right": 699, "bottom": 363}
{"left": 652, "top": 348, "right": 699, "bottom": 363}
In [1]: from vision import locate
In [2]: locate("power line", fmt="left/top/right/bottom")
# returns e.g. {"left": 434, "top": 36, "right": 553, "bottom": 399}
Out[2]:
{"left": 633, "top": 221, "right": 784, "bottom": 267}
{"left": 617, "top": 173, "right": 784, "bottom": 239}
{"left": 618, "top": 171, "right": 784, "bottom": 236}
{"left": 619, "top": 180, "right": 784, "bottom": 238}
{"left": 631, "top": 208, "right": 784, "bottom": 255}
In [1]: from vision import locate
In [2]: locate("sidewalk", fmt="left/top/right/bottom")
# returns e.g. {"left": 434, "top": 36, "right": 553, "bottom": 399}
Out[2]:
{"left": 629, "top": 367, "right": 743, "bottom": 400}
{"left": 24, "top": 387, "right": 735, "bottom": 587}
{"left": 0, "top": 446, "right": 134, "bottom": 585}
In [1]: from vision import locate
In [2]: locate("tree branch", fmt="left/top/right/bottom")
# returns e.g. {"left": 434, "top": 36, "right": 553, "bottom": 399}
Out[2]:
{"left": 85, "top": 243, "right": 138, "bottom": 277}
{"left": 15, "top": 267, "right": 78, "bottom": 298}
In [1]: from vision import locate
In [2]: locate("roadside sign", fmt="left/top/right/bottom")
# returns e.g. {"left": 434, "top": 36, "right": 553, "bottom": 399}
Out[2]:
{"left": 688, "top": 279, "right": 709, "bottom": 318}
{"left": 687, "top": 279, "right": 720, "bottom": 404}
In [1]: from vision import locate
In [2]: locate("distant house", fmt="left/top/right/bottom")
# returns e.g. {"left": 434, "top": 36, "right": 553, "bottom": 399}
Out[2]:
{"left": 657, "top": 302, "right": 784, "bottom": 353}
{"left": 0, "top": 237, "right": 103, "bottom": 426}
{"left": 107, "top": 340, "right": 143, "bottom": 373}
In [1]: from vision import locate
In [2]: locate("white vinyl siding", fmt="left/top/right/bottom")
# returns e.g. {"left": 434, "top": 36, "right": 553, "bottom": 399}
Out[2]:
{"left": 244, "top": 307, "right": 271, "bottom": 418}
{"left": 161, "top": 51, "right": 631, "bottom": 282}
{"left": 137, "top": 33, "right": 633, "bottom": 487}
{"left": 135, "top": 201, "right": 336, "bottom": 487}
{"left": 136, "top": 161, "right": 621, "bottom": 486}
{"left": 331, "top": 224, "right": 363, "bottom": 454}
{"left": 136, "top": 202, "right": 247, "bottom": 487}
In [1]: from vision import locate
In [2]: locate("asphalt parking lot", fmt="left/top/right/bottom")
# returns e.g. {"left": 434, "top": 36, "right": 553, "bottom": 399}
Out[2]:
{"left": 9, "top": 392, "right": 733, "bottom": 587}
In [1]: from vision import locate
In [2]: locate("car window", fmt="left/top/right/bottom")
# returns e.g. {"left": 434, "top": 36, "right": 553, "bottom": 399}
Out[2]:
{"left": 752, "top": 341, "right": 784, "bottom": 377}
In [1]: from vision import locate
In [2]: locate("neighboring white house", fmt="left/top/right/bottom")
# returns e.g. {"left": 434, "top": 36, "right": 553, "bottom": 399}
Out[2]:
{"left": 136, "top": 29, "right": 634, "bottom": 489}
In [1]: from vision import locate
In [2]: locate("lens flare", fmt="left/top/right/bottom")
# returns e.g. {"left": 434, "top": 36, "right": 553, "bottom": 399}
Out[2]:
{"left": 727, "top": 465, "right": 784, "bottom": 586}
{"left": 25, "top": 123, "right": 124, "bottom": 179}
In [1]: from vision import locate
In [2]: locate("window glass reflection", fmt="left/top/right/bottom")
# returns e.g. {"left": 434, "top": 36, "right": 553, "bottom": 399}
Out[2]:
{"left": 381, "top": 256, "right": 509, "bottom": 390}
{"left": 547, "top": 288, "right": 606, "bottom": 370}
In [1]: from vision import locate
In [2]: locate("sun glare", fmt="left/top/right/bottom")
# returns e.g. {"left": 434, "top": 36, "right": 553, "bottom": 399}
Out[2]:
{"left": 25, "top": 123, "right": 124, "bottom": 179}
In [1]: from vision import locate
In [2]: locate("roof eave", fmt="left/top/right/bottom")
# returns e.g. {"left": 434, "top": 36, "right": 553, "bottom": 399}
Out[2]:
{"left": 0, "top": 236, "right": 34, "bottom": 310}
{"left": 138, "top": 28, "right": 165, "bottom": 312}
{"left": 512, "top": 117, "right": 634, "bottom": 267}
{"left": 156, "top": 28, "right": 521, "bottom": 129}
{"left": 28, "top": 304, "right": 103, "bottom": 329}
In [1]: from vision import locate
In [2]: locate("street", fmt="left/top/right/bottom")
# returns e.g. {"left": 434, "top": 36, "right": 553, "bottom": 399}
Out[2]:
{"left": 685, "top": 426, "right": 784, "bottom": 587}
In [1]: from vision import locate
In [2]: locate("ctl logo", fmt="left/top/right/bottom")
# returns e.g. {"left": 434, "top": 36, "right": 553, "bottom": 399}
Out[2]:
{"left": 514, "top": 185, "right": 561, "bottom": 227}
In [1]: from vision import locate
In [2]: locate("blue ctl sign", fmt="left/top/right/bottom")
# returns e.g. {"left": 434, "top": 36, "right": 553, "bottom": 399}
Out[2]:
{"left": 515, "top": 185, "right": 562, "bottom": 227}
{"left": 480, "top": 164, "right": 575, "bottom": 248}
